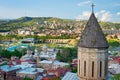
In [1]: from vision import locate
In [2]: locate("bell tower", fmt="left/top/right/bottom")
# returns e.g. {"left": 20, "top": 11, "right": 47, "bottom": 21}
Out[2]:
{"left": 77, "top": 4, "right": 109, "bottom": 80}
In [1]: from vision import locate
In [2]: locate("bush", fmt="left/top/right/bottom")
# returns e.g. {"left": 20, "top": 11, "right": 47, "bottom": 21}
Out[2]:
{"left": 24, "top": 78, "right": 33, "bottom": 80}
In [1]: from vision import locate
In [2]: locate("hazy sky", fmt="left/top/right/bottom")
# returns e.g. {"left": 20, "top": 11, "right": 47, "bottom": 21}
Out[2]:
{"left": 0, "top": 0, "right": 120, "bottom": 22}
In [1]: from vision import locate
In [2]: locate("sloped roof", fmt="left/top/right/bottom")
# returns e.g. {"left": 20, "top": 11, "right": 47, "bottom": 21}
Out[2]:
{"left": 78, "top": 13, "right": 109, "bottom": 48}
{"left": 62, "top": 72, "right": 80, "bottom": 80}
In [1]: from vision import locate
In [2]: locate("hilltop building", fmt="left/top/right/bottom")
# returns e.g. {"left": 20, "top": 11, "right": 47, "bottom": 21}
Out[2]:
{"left": 77, "top": 4, "right": 109, "bottom": 80}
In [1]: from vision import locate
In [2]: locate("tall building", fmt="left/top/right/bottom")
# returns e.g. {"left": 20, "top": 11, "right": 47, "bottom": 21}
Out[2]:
{"left": 78, "top": 4, "right": 109, "bottom": 80}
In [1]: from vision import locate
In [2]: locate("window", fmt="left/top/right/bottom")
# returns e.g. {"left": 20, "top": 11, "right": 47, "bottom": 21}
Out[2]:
{"left": 84, "top": 61, "right": 86, "bottom": 76}
{"left": 92, "top": 61, "right": 94, "bottom": 77}
{"left": 79, "top": 60, "right": 80, "bottom": 75}
{"left": 100, "top": 61, "right": 102, "bottom": 77}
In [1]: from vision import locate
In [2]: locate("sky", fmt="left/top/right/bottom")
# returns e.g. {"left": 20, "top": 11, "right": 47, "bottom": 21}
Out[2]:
{"left": 0, "top": 0, "right": 120, "bottom": 22}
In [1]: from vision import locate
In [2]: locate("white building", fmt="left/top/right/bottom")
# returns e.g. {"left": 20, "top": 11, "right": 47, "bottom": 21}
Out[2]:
{"left": 21, "top": 38, "right": 35, "bottom": 45}
{"left": 16, "top": 67, "right": 45, "bottom": 80}
{"left": 108, "top": 63, "right": 120, "bottom": 74}
{"left": 14, "top": 62, "right": 36, "bottom": 69}
{"left": 0, "top": 65, "right": 20, "bottom": 72}
{"left": 39, "top": 60, "right": 69, "bottom": 69}
{"left": 18, "top": 30, "right": 34, "bottom": 35}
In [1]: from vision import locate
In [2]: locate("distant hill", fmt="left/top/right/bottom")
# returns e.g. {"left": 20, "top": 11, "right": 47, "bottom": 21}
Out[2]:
{"left": 0, "top": 16, "right": 120, "bottom": 31}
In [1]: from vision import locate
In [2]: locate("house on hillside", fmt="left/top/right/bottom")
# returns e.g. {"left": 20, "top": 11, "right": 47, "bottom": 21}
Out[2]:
{"left": 0, "top": 30, "right": 9, "bottom": 36}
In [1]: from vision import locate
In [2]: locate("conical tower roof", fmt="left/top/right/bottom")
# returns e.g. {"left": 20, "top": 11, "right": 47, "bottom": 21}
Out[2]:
{"left": 78, "top": 12, "right": 109, "bottom": 48}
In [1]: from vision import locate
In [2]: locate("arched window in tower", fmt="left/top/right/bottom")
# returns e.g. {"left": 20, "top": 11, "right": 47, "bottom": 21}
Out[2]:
{"left": 79, "top": 59, "right": 80, "bottom": 75}
{"left": 84, "top": 61, "right": 86, "bottom": 76}
{"left": 100, "top": 61, "right": 102, "bottom": 77}
{"left": 92, "top": 61, "right": 94, "bottom": 77}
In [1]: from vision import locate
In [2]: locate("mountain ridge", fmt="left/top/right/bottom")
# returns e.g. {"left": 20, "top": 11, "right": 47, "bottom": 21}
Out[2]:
{"left": 0, "top": 16, "right": 120, "bottom": 31}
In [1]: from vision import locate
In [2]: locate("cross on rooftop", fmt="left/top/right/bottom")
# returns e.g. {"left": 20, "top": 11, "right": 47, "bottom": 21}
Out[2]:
{"left": 91, "top": 3, "right": 95, "bottom": 13}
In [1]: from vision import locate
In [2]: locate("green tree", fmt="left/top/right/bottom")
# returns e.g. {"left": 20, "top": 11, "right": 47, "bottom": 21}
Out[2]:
{"left": 1, "top": 49, "right": 23, "bottom": 59}
{"left": 108, "top": 39, "right": 120, "bottom": 48}
{"left": 23, "top": 78, "right": 33, "bottom": 80}
{"left": 0, "top": 46, "right": 2, "bottom": 56}
{"left": 72, "top": 66, "right": 77, "bottom": 73}
{"left": 111, "top": 74, "right": 120, "bottom": 80}
{"left": 1, "top": 50, "right": 12, "bottom": 58}
{"left": 56, "top": 47, "right": 77, "bottom": 63}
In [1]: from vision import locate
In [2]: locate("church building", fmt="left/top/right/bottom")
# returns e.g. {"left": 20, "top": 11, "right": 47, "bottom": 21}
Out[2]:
{"left": 78, "top": 4, "right": 109, "bottom": 80}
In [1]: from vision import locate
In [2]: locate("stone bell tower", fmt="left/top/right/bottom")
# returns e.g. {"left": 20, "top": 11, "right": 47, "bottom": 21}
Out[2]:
{"left": 77, "top": 4, "right": 109, "bottom": 80}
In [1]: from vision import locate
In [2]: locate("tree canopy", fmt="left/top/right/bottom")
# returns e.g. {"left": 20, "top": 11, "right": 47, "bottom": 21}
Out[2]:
{"left": 56, "top": 47, "right": 77, "bottom": 63}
